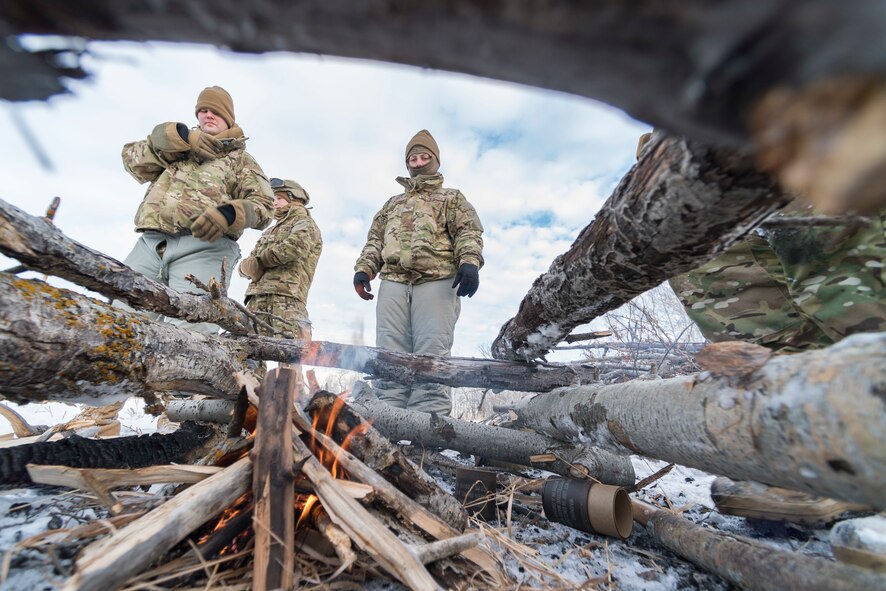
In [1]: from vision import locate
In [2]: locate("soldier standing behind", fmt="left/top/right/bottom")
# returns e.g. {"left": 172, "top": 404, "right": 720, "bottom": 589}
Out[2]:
{"left": 120, "top": 86, "right": 274, "bottom": 333}
{"left": 239, "top": 178, "right": 322, "bottom": 341}
{"left": 353, "top": 130, "right": 484, "bottom": 415}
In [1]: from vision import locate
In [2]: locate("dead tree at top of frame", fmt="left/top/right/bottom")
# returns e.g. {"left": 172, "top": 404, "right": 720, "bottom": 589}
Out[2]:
{"left": 2, "top": 0, "right": 885, "bottom": 212}
{"left": 491, "top": 131, "right": 789, "bottom": 361}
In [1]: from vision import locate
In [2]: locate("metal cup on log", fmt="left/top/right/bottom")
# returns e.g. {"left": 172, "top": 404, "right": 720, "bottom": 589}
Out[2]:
{"left": 542, "top": 477, "right": 633, "bottom": 539}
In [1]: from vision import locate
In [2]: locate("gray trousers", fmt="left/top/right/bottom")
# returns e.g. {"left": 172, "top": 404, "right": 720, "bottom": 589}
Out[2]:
{"left": 375, "top": 278, "right": 460, "bottom": 415}
{"left": 118, "top": 231, "right": 240, "bottom": 334}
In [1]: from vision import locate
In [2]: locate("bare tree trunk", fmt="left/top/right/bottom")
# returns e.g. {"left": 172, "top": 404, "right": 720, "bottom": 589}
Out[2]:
{"left": 633, "top": 501, "right": 886, "bottom": 591}
{"left": 0, "top": 198, "right": 261, "bottom": 335}
{"left": 347, "top": 390, "right": 635, "bottom": 487}
{"left": 491, "top": 132, "right": 789, "bottom": 361}
{"left": 244, "top": 335, "right": 599, "bottom": 391}
{"left": 0, "top": 274, "right": 244, "bottom": 403}
{"left": 515, "top": 332, "right": 886, "bottom": 509}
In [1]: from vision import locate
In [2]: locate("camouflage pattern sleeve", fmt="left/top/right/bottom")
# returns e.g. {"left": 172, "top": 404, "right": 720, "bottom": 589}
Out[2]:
{"left": 447, "top": 190, "right": 485, "bottom": 268}
{"left": 258, "top": 219, "right": 321, "bottom": 268}
{"left": 121, "top": 138, "right": 169, "bottom": 184}
{"left": 354, "top": 205, "right": 389, "bottom": 278}
{"left": 227, "top": 152, "right": 274, "bottom": 232}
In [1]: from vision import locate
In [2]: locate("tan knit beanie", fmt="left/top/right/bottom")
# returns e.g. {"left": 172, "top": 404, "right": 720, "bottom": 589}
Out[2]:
{"left": 195, "top": 86, "right": 235, "bottom": 127}
{"left": 405, "top": 129, "right": 441, "bottom": 165}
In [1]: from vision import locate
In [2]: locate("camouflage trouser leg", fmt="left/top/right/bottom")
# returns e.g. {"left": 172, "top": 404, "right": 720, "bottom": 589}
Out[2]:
{"left": 245, "top": 293, "right": 313, "bottom": 340}
{"left": 245, "top": 294, "right": 312, "bottom": 385}
{"left": 118, "top": 231, "right": 240, "bottom": 334}
{"left": 669, "top": 235, "right": 830, "bottom": 352}
{"left": 375, "top": 279, "right": 460, "bottom": 415}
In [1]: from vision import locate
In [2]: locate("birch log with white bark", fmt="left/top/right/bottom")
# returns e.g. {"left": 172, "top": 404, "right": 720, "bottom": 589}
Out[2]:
{"left": 0, "top": 274, "right": 243, "bottom": 403}
{"left": 515, "top": 332, "right": 886, "bottom": 509}
{"left": 348, "top": 390, "right": 635, "bottom": 486}
{"left": 492, "top": 132, "right": 789, "bottom": 361}
{"left": 0, "top": 198, "right": 261, "bottom": 334}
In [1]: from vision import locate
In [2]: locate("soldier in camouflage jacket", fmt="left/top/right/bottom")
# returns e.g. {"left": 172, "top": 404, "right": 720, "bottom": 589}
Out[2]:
{"left": 118, "top": 86, "right": 274, "bottom": 334}
{"left": 239, "top": 178, "right": 323, "bottom": 341}
{"left": 353, "top": 130, "right": 484, "bottom": 415}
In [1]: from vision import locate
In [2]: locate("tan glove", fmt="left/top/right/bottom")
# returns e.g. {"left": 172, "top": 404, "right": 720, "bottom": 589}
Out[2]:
{"left": 238, "top": 256, "right": 264, "bottom": 281}
{"left": 191, "top": 206, "right": 230, "bottom": 242}
{"left": 149, "top": 122, "right": 189, "bottom": 156}
{"left": 187, "top": 129, "right": 224, "bottom": 162}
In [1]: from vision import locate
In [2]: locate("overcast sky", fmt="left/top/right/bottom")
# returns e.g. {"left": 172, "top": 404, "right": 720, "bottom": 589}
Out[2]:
{"left": 1, "top": 41, "right": 649, "bottom": 365}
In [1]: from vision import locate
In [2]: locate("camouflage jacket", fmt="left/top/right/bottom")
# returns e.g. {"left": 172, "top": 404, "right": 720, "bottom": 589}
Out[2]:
{"left": 245, "top": 202, "right": 322, "bottom": 305}
{"left": 122, "top": 130, "right": 274, "bottom": 239}
{"left": 354, "top": 173, "right": 484, "bottom": 284}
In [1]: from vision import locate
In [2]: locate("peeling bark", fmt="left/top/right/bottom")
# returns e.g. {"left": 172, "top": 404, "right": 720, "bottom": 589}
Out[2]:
{"left": 515, "top": 332, "right": 886, "bottom": 509}
{"left": 492, "top": 132, "right": 789, "bottom": 361}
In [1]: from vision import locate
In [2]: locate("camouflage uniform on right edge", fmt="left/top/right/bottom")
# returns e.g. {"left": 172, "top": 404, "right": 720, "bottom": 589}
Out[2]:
{"left": 670, "top": 207, "right": 886, "bottom": 352}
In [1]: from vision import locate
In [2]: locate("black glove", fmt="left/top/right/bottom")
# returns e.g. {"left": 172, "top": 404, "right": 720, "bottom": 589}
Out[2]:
{"left": 353, "top": 271, "right": 374, "bottom": 300}
{"left": 452, "top": 263, "right": 479, "bottom": 297}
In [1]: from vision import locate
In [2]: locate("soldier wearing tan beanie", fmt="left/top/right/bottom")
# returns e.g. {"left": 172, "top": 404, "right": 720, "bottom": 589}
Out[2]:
{"left": 353, "top": 129, "right": 485, "bottom": 415}
{"left": 117, "top": 85, "right": 274, "bottom": 335}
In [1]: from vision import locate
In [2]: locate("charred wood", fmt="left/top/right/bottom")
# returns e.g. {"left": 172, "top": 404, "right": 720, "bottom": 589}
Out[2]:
{"left": 492, "top": 132, "right": 789, "bottom": 361}
{"left": 307, "top": 391, "right": 469, "bottom": 531}
{"left": 0, "top": 422, "right": 213, "bottom": 484}
{"left": 244, "top": 335, "right": 599, "bottom": 391}
{"left": 515, "top": 332, "right": 886, "bottom": 509}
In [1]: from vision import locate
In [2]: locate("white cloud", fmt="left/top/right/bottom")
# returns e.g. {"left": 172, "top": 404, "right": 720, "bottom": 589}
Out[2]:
{"left": 0, "top": 40, "right": 649, "bottom": 362}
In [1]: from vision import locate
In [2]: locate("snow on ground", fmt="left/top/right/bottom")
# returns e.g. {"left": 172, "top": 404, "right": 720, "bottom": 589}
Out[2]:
{"left": 0, "top": 395, "right": 866, "bottom": 590}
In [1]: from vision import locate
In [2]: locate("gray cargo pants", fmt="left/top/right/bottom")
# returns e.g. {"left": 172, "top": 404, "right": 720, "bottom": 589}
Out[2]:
{"left": 117, "top": 231, "right": 240, "bottom": 334}
{"left": 374, "top": 278, "right": 460, "bottom": 415}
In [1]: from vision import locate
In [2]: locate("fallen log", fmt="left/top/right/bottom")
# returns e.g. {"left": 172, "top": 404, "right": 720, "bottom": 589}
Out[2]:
{"left": 515, "top": 332, "right": 886, "bottom": 509}
{"left": 492, "top": 131, "right": 789, "bottom": 361}
{"left": 632, "top": 500, "right": 886, "bottom": 591}
{"left": 62, "top": 456, "right": 253, "bottom": 591}
{"left": 0, "top": 422, "right": 214, "bottom": 484}
{"left": 251, "top": 368, "right": 296, "bottom": 591}
{"left": 346, "top": 387, "right": 636, "bottom": 487}
{"left": 4, "top": 1, "right": 885, "bottom": 213}
{"left": 0, "top": 274, "right": 244, "bottom": 403}
{"left": 0, "top": 198, "right": 265, "bottom": 335}
{"left": 0, "top": 274, "right": 600, "bottom": 403}
{"left": 244, "top": 335, "right": 599, "bottom": 391}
